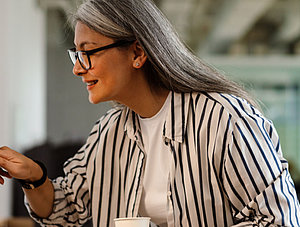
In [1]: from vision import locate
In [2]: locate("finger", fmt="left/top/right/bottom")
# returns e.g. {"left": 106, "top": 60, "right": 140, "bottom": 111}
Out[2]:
{"left": 0, "top": 158, "right": 13, "bottom": 177}
{"left": 0, "top": 146, "right": 11, "bottom": 151}
{"left": 0, "top": 146, "right": 16, "bottom": 158}
{"left": 0, "top": 157, "right": 8, "bottom": 168}
{"left": 0, "top": 167, "right": 12, "bottom": 178}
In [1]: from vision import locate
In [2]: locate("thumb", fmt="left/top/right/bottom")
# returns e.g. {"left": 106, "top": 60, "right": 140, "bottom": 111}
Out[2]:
{"left": 0, "top": 167, "right": 12, "bottom": 178}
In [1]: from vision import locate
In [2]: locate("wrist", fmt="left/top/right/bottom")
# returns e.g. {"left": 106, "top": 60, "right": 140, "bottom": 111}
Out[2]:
{"left": 26, "top": 161, "right": 43, "bottom": 182}
{"left": 18, "top": 160, "right": 48, "bottom": 189}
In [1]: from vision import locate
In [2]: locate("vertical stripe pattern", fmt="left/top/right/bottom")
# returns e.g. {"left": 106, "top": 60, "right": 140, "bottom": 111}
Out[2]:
{"left": 26, "top": 92, "right": 300, "bottom": 227}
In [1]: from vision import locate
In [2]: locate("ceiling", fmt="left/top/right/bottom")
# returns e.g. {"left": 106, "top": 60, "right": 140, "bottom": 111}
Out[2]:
{"left": 159, "top": 0, "right": 300, "bottom": 55}
{"left": 38, "top": 0, "right": 300, "bottom": 55}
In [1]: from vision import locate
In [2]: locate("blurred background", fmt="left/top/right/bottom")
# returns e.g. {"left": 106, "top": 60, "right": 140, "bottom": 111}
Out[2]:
{"left": 0, "top": 0, "right": 300, "bottom": 221}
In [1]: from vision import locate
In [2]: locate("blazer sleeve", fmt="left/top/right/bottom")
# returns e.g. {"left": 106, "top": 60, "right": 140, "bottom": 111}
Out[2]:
{"left": 25, "top": 122, "right": 101, "bottom": 226}
{"left": 222, "top": 112, "right": 300, "bottom": 226}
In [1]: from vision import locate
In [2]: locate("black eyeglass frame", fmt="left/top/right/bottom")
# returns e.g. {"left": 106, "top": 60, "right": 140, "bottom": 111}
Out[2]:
{"left": 68, "top": 40, "right": 135, "bottom": 70}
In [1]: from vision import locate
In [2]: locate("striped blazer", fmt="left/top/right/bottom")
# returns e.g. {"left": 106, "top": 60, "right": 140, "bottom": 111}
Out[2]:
{"left": 28, "top": 92, "right": 300, "bottom": 226}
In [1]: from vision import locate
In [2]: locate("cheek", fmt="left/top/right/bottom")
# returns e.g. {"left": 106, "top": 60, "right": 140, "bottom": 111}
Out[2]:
{"left": 102, "top": 56, "right": 134, "bottom": 83}
{"left": 91, "top": 51, "right": 134, "bottom": 89}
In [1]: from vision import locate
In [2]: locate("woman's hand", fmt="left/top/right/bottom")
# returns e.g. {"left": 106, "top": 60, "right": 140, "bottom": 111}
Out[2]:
{"left": 0, "top": 146, "right": 54, "bottom": 218}
{"left": 0, "top": 146, "right": 42, "bottom": 185}
{"left": 0, "top": 167, "right": 12, "bottom": 184}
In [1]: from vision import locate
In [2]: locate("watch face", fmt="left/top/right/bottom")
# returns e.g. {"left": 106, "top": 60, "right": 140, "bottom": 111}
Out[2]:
{"left": 17, "top": 179, "right": 35, "bottom": 189}
{"left": 22, "top": 182, "right": 35, "bottom": 189}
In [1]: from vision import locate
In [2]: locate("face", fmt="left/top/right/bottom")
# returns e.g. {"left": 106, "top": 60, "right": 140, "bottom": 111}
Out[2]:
{"left": 73, "top": 22, "right": 141, "bottom": 104}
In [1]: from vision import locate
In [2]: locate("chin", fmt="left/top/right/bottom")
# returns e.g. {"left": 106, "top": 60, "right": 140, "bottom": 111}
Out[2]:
{"left": 89, "top": 97, "right": 101, "bottom": 104}
{"left": 89, "top": 95, "right": 109, "bottom": 104}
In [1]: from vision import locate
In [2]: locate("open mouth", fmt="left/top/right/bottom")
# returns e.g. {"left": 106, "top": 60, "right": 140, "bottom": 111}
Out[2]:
{"left": 86, "top": 80, "right": 98, "bottom": 86}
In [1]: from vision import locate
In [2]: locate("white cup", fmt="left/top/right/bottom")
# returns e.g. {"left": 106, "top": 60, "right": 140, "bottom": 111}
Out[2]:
{"left": 114, "top": 217, "right": 150, "bottom": 227}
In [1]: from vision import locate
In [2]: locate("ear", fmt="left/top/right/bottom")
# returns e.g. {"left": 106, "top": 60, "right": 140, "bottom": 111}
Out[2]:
{"left": 132, "top": 41, "right": 147, "bottom": 69}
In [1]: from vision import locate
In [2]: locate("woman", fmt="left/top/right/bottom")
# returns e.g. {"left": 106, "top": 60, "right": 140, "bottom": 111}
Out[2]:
{"left": 0, "top": 0, "right": 300, "bottom": 226}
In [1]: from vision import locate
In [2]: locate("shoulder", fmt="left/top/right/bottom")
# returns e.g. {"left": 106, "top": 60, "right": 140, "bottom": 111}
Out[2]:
{"left": 190, "top": 92, "right": 264, "bottom": 121}
{"left": 187, "top": 92, "right": 274, "bottom": 136}
{"left": 88, "top": 106, "right": 126, "bottom": 138}
{"left": 187, "top": 92, "right": 279, "bottom": 149}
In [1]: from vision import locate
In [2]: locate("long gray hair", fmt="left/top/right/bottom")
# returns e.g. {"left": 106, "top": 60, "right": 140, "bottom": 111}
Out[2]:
{"left": 71, "top": 0, "right": 257, "bottom": 107}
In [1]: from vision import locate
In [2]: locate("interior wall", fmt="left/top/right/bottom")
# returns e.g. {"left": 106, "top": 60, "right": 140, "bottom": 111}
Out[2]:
{"left": 46, "top": 8, "right": 111, "bottom": 145}
{"left": 0, "top": 2, "right": 111, "bottom": 219}
{"left": 0, "top": 0, "right": 46, "bottom": 218}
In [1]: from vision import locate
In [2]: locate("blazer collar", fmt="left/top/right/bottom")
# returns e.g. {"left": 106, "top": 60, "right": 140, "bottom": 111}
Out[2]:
{"left": 164, "top": 92, "right": 190, "bottom": 143}
{"left": 124, "top": 91, "right": 190, "bottom": 143}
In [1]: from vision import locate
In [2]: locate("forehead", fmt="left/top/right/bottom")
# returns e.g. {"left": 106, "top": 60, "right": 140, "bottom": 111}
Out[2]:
{"left": 74, "top": 22, "right": 113, "bottom": 48}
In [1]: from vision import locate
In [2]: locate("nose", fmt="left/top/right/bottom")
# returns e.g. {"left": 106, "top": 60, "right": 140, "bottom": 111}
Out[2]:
{"left": 72, "top": 60, "right": 87, "bottom": 76}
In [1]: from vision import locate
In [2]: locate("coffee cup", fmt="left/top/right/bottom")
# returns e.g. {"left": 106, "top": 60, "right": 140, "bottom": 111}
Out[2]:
{"left": 114, "top": 217, "right": 150, "bottom": 227}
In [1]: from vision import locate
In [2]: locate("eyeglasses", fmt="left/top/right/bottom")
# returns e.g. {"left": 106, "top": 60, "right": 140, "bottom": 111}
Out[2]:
{"left": 67, "top": 40, "right": 134, "bottom": 70}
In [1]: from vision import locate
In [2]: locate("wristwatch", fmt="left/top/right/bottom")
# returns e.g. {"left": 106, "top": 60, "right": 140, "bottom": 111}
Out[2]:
{"left": 18, "top": 160, "right": 48, "bottom": 189}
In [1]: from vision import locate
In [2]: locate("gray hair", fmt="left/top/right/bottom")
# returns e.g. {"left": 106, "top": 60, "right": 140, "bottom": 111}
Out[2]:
{"left": 70, "top": 0, "right": 257, "bottom": 107}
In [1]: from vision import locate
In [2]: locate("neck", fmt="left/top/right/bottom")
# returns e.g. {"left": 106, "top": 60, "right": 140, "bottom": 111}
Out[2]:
{"left": 113, "top": 69, "right": 170, "bottom": 118}
{"left": 134, "top": 88, "right": 170, "bottom": 118}
{"left": 118, "top": 87, "right": 170, "bottom": 118}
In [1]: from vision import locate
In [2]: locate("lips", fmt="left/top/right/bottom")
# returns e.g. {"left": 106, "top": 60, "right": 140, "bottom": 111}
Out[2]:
{"left": 86, "top": 80, "right": 98, "bottom": 86}
{"left": 83, "top": 79, "right": 98, "bottom": 90}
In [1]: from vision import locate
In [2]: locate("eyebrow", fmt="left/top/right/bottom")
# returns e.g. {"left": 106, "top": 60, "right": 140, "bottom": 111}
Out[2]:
{"left": 75, "top": 41, "right": 99, "bottom": 49}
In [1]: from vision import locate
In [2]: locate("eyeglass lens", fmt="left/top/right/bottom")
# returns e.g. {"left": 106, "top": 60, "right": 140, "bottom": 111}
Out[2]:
{"left": 77, "top": 52, "right": 89, "bottom": 69}
{"left": 68, "top": 50, "right": 90, "bottom": 70}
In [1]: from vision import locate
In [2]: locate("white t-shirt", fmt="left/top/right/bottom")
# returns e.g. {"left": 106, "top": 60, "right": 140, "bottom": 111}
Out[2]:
{"left": 138, "top": 93, "right": 171, "bottom": 226}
